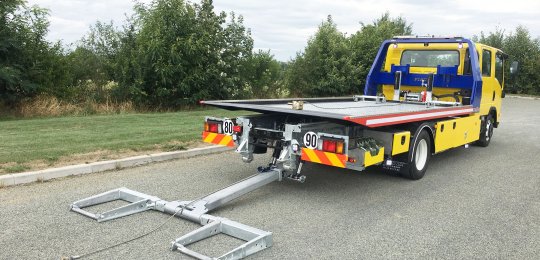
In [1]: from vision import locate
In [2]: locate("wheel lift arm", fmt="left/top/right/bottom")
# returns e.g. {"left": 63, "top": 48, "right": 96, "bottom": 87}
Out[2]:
{"left": 70, "top": 168, "right": 282, "bottom": 260}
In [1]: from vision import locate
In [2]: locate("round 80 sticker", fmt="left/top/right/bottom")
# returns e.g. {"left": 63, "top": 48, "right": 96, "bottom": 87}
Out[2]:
{"left": 222, "top": 119, "right": 234, "bottom": 135}
{"left": 303, "top": 131, "right": 319, "bottom": 149}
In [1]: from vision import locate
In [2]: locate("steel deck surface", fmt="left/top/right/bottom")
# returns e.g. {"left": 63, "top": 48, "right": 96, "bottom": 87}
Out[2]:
{"left": 202, "top": 97, "right": 475, "bottom": 127}
{"left": 268, "top": 101, "right": 439, "bottom": 117}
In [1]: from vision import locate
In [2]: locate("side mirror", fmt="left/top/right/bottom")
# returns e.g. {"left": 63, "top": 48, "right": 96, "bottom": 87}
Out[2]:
{"left": 510, "top": 61, "right": 519, "bottom": 75}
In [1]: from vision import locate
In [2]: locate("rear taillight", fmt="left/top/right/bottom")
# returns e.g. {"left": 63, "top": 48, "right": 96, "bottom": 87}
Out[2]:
{"left": 211, "top": 124, "right": 219, "bottom": 133}
{"left": 336, "top": 142, "right": 344, "bottom": 154}
{"left": 205, "top": 122, "right": 220, "bottom": 133}
{"left": 233, "top": 125, "right": 242, "bottom": 133}
{"left": 321, "top": 139, "right": 345, "bottom": 154}
{"left": 323, "top": 140, "right": 336, "bottom": 153}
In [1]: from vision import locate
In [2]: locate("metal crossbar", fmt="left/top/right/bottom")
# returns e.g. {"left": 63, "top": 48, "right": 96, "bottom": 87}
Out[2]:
{"left": 70, "top": 169, "right": 282, "bottom": 259}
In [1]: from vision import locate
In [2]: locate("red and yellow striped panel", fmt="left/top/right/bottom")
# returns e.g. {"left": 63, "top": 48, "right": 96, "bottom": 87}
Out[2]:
{"left": 300, "top": 148, "right": 347, "bottom": 168}
{"left": 202, "top": 131, "right": 235, "bottom": 147}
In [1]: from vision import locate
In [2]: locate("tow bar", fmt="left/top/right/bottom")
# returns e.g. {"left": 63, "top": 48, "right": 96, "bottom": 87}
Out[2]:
{"left": 70, "top": 167, "right": 282, "bottom": 259}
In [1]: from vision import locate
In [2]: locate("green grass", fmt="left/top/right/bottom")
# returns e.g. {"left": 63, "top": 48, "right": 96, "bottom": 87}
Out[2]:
{"left": 3, "top": 164, "right": 31, "bottom": 173}
{"left": 0, "top": 108, "right": 251, "bottom": 165}
{"left": 162, "top": 143, "right": 187, "bottom": 151}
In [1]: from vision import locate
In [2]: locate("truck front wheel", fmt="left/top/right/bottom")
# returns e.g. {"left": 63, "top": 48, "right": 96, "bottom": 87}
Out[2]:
{"left": 402, "top": 130, "right": 431, "bottom": 180}
{"left": 476, "top": 114, "right": 494, "bottom": 147}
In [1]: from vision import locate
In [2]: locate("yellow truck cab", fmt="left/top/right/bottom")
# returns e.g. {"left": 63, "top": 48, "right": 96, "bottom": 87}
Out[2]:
{"left": 381, "top": 40, "right": 506, "bottom": 133}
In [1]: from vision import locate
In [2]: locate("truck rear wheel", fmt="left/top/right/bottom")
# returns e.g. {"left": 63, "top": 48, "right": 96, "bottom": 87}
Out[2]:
{"left": 476, "top": 114, "right": 494, "bottom": 147}
{"left": 401, "top": 130, "right": 431, "bottom": 180}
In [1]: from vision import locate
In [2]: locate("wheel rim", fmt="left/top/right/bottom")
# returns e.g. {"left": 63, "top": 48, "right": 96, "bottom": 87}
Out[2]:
{"left": 415, "top": 139, "right": 428, "bottom": 171}
{"left": 485, "top": 119, "right": 493, "bottom": 141}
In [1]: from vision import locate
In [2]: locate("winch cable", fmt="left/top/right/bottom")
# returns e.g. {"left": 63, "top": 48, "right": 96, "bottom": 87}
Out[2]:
{"left": 65, "top": 207, "right": 183, "bottom": 260}
{"left": 305, "top": 101, "right": 401, "bottom": 110}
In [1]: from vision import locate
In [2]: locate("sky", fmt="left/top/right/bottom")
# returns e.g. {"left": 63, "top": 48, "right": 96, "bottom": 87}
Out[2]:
{"left": 27, "top": 0, "right": 540, "bottom": 61}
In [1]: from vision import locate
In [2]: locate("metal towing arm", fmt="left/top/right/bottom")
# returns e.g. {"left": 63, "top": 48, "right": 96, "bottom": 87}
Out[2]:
{"left": 70, "top": 168, "right": 282, "bottom": 259}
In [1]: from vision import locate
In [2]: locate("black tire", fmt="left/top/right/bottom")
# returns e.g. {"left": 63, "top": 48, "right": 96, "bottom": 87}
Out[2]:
{"left": 401, "top": 129, "right": 432, "bottom": 180}
{"left": 476, "top": 114, "right": 494, "bottom": 147}
{"left": 253, "top": 144, "right": 267, "bottom": 154}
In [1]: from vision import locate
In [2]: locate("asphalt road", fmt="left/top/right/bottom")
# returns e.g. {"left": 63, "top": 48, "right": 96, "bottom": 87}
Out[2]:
{"left": 1, "top": 97, "right": 539, "bottom": 259}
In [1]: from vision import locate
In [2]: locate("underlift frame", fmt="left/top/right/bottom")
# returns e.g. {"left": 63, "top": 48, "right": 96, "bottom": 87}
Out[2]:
{"left": 70, "top": 167, "right": 282, "bottom": 259}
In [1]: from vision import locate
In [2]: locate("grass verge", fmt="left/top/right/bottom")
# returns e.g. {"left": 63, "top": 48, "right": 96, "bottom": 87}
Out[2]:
{"left": 2, "top": 164, "right": 31, "bottom": 173}
{"left": 1, "top": 95, "right": 136, "bottom": 118}
{"left": 0, "top": 108, "right": 251, "bottom": 174}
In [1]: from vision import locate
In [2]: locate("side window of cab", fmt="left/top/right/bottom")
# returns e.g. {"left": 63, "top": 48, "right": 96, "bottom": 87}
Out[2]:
{"left": 495, "top": 52, "right": 504, "bottom": 85}
{"left": 482, "top": 49, "right": 492, "bottom": 77}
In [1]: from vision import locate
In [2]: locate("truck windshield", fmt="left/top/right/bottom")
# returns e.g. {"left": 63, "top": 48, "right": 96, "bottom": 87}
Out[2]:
{"left": 401, "top": 50, "right": 459, "bottom": 67}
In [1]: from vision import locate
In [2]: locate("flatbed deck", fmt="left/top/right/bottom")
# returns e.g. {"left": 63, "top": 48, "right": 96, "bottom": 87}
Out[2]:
{"left": 202, "top": 97, "right": 475, "bottom": 127}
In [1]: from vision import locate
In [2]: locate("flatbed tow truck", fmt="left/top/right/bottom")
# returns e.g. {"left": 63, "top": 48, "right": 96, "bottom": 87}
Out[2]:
{"left": 70, "top": 36, "right": 510, "bottom": 259}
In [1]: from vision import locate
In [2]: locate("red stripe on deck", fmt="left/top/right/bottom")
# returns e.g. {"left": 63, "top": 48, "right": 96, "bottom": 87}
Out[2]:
{"left": 343, "top": 106, "right": 474, "bottom": 127}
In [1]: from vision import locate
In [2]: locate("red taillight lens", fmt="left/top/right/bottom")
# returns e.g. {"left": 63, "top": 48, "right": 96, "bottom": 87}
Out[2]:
{"left": 322, "top": 140, "right": 336, "bottom": 153}
{"left": 208, "top": 123, "right": 218, "bottom": 133}
{"left": 233, "top": 125, "right": 242, "bottom": 133}
{"left": 321, "top": 139, "right": 345, "bottom": 154}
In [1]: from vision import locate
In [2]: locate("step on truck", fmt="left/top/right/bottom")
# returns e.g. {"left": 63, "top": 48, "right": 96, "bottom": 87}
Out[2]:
{"left": 70, "top": 36, "right": 511, "bottom": 259}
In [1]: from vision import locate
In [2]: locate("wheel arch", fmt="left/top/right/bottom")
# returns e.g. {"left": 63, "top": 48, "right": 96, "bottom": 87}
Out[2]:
{"left": 399, "top": 122, "right": 435, "bottom": 180}
{"left": 407, "top": 123, "right": 436, "bottom": 156}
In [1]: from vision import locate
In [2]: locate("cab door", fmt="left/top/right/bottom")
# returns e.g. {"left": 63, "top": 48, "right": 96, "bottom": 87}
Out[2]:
{"left": 479, "top": 48, "right": 503, "bottom": 119}
{"left": 493, "top": 51, "right": 505, "bottom": 123}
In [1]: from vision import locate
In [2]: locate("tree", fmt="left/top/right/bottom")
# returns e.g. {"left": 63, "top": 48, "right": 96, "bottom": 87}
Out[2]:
{"left": 220, "top": 13, "right": 254, "bottom": 99}
{"left": 245, "top": 50, "right": 283, "bottom": 98}
{"left": 286, "top": 15, "right": 356, "bottom": 97}
{"left": 112, "top": 23, "right": 140, "bottom": 102}
{"left": 504, "top": 26, "right": 540, "bottom": 94}
{"left": 349, "top": 13, "right": 413, "bottom": 91}
{"left": 115, "top": 0, "right": 255, "bottom": 108}
{"left": 0, "top": 0, "right": 69, "bottom": 105}
{"left": 285, "top": 14, "right": 412, "bottom": 97}
{"left": 476, "top": 27, "right": 505, "bottom": 49}
{"left": 478, "top": 26, "right": 540, "bottom": 94}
